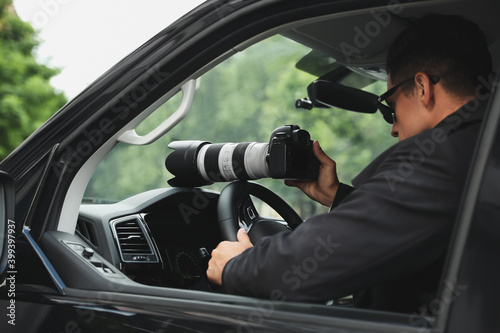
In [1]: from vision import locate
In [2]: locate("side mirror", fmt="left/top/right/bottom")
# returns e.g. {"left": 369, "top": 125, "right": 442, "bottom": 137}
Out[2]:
{"left": 0, "top": 171, "right": 15, "bottom": 279}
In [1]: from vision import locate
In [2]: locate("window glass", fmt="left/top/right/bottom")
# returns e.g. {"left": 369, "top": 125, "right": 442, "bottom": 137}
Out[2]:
{"left": 84, "top": 35, "right": 395, "bottom": 218}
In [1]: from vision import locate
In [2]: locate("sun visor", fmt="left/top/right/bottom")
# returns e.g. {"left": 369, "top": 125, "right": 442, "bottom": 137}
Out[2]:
{"left": 283, "top": 11, "right": 409, "bottom": 67}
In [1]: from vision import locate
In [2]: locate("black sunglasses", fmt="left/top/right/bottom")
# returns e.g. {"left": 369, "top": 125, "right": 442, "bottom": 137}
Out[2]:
{"left": 377, "top": 75, "right": 440, "bottom": 124}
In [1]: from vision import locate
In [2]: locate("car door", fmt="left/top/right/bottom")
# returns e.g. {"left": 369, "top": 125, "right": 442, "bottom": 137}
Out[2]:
{"left": 1, "top": 0, "right": 499, "bottom": 332}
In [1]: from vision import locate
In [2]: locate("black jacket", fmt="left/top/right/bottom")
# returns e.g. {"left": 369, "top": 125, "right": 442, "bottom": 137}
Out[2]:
{"left": 222, "top": 99, "right": 486, "bottom": 313}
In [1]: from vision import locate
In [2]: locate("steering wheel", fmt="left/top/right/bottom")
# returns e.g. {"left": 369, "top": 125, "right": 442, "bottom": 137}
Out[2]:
{"left": 218, "top": 180, "right": 303, "bottom": 243}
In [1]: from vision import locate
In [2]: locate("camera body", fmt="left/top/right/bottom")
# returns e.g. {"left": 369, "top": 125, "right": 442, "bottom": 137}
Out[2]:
{"left": 267, "top": 125, "right": 319, "bottom": 180}
{"left": 166, "top": 124, "right": 319, "bottom": 187}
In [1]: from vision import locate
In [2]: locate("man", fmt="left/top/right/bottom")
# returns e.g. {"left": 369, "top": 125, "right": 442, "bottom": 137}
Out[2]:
{"left": 207, "top": 14, "right": 493, "bottom": 313}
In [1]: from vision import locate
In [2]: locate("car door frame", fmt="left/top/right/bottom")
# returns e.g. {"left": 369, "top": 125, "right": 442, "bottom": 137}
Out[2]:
{"left": 0, "top": 171, "right": 14, "bottom": 280}
{"left": 435, "top": 72, "right": 500, "bottom": 332}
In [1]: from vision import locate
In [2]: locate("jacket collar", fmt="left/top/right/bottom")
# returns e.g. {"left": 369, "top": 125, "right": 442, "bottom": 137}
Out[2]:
{"left": 436, "top": 98, "right": 487, "bottom": 135}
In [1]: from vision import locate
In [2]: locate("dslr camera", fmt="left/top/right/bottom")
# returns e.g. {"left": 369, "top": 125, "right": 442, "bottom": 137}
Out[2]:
{"left": 166, "top": 124, "right": 320, "bottom": 187}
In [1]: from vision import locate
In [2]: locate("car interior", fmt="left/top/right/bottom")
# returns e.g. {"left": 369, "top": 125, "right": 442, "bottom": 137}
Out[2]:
{"left": 29, "top": 0, "right": 500, "bottom": 326}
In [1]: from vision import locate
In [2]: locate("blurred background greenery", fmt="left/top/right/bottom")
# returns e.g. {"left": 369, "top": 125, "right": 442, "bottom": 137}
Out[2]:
{"left": 0, "top": 0, "right": 66, "bottom": 160}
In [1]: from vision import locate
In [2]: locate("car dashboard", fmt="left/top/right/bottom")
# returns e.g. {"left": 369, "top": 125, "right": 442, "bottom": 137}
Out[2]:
{"left": 75, "top": 187, "right": 222, "bottom": 291}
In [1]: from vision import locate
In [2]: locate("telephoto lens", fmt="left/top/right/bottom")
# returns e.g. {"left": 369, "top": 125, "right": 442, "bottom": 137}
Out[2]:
{"left": 166, "top": 125, "right": 319, "bottom": 187}
{"left": 166, "top": 141, "right": 270, "bottom": 187}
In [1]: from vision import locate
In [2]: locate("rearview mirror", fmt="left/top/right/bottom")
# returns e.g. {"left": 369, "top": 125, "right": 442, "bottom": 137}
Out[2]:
{"left": 308, "top": 80, "right": 379, "bottom": 113}
{"left": 296, "top": 80, "right": 379, "bottom": 114}
{"left": 0, "top": 171, "right": 15, "bottom": 280}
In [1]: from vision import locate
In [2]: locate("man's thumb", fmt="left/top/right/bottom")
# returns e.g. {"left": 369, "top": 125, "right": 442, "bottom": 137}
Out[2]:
{"left": 237, "top": 228, "right": 253, "bottom": 246}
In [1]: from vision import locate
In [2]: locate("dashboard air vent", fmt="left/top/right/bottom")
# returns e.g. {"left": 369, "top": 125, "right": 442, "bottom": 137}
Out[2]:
{"left": 110, "top": 216, "right": 159, "bottom": 263}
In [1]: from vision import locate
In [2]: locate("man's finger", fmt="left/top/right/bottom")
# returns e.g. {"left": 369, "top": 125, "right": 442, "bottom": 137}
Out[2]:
{"left": 284, "top": 179, "right": 301, "bottom": 188}
{"left": 237, "top": 228, "right": 253, "bottom": 246}
{"left": 313, "top": 141, "right": 334, "bottom": 165}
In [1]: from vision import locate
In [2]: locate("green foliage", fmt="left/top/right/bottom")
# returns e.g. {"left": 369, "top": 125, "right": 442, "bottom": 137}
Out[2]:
{"left": 84, "top": 35, "right": 396, "bottom": 217}
{"left": 0, "top": 0, "right": 66, "bottom": 159}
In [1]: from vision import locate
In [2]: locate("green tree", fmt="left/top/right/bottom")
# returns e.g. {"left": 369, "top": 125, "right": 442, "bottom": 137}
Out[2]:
{"left": 0, "top": 0, "right": 66, "bottom": 159}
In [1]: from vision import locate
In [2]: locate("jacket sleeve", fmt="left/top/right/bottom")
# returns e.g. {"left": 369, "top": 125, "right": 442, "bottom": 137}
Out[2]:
{"left": 329, "top": 183, "right": 355, "bottom": 211}
{"left": 221, "top": 126, "right": 475, "bottom": 303}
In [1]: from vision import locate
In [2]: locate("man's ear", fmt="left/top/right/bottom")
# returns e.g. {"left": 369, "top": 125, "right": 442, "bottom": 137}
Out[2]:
{"left": 414, "top": 72, "right": 435, "bottom": 109}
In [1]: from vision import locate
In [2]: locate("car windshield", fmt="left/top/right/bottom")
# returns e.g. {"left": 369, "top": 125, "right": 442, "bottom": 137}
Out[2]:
{"left": 83, "top": 35, "right": 395, "bottom": 218}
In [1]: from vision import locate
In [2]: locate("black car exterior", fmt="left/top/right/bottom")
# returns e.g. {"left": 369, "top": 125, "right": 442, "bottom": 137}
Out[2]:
{"left": 1, "top": 0, "right": 500, "bottom": 332}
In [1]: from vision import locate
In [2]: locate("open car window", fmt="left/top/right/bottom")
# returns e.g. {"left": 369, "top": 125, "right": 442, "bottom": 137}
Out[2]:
{"left": 83, "top": 35, "right": 395, "bottom": 219}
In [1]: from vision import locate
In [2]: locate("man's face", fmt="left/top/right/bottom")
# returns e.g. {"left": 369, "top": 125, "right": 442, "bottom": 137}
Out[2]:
{"left": 387, "top": 78, "right": 431, "bottom": 141}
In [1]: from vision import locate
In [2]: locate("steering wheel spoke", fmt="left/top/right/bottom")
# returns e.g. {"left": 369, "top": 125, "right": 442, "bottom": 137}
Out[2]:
{"left": 238, "top": 196, "right": 260, "bottom": 230}
{"left": 218, "top": 180, "right": 303, "bottom": 243}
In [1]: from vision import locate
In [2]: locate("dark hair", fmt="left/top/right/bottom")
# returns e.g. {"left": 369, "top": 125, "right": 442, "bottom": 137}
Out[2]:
{"left": 386, "top": 14, "right": 492, "bottom": 97}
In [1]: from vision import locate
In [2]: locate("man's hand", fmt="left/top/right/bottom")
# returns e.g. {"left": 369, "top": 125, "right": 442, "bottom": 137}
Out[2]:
{"left": 207, "top": 228, "right": 254, "bottom": 285}
{"left": 285, "top": 140, "right": 339, "bottom": 207}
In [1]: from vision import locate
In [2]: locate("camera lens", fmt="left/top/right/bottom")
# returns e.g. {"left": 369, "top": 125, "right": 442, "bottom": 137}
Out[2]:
{"left": 166, "top": 141, "right": 270, "bottom": 187}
